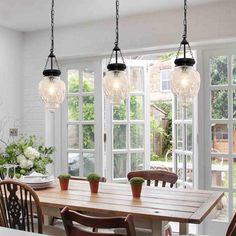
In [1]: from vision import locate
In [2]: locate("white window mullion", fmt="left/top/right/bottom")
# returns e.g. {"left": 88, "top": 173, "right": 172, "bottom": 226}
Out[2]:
{"left": 79, "top": 69, "right": 84, "bottom": 177}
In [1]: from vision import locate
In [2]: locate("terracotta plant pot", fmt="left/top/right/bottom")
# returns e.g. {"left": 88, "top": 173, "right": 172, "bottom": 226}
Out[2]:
{"left": 89, "top": 181, "right": 99, "bottom": 193}
{"left": 59, "top": 178, "right": 70, "bottom": 190}
{"left": 131, "top": 183, "right": 142, "bottom": 198}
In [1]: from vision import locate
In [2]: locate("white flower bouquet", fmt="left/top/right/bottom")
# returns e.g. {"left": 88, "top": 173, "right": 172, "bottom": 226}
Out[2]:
{"left": 0, "top": 136, "right": 54, "bottom": 177}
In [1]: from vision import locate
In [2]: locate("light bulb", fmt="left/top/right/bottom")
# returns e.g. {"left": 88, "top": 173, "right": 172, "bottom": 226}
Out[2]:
{"left": 171, "top": 66, "right": 200, "bottom": 103}
{"left": 38, "top": 76, "right": 66, "bottom": 112}
{"left": 103, "top": 70, "right": 129, "bottom": 104}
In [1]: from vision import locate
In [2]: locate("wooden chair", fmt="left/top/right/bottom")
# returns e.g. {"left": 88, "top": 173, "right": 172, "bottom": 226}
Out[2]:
{"left": 0, "top": 180, "right": 65, "bottom": 235}
{"left": 181, "top": 212, "right": 236, "bottom": 236}
{"left": 127, "top": 170, "right": 178, "bottom": 188}
{"left": 51, "top": 176, "right": 106, "bottom": 226}
{"left": 60, "top": 206, "right": 136, "bottom": 236}
{"left": 127, "top": 170, "right": 178, "bottom": 236}
{"left": 226, "top": 212, "right": 236, "bottom": 236}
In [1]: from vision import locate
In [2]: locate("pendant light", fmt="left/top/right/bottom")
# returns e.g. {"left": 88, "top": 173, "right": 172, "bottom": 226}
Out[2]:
{"left": 103, "top": 0, "right": 129, "bottom": 105}
{"left": 171, "top": 0, "right": 200, "bottom": 104}
{"left": 38, "top": 0, "right": 65, "bottom": 112}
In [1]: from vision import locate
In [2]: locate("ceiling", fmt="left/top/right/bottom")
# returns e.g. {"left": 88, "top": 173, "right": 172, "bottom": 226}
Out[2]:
{"left": 0, "top": 0, "right": 224, "bottom": 32}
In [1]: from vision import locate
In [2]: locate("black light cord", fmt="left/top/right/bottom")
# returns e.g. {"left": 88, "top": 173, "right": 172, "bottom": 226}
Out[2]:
{"left": 115, "top": 0, "right": 119, "bottom": 47}
{"left": 50, "top": 0, "right": 55, "bottom": 53}
{"left": 182, "top": 0, "right": 187, "bottom": 41}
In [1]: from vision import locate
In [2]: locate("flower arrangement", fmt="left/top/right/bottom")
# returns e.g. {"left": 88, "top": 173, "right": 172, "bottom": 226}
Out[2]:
{"left": 0, "top": 136, "right": 54, "bottom": 177}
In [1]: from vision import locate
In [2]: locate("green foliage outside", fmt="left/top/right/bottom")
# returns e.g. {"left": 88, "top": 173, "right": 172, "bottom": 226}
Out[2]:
{"left": 210, "top": 56, "right": 236, "bottom": 119}
{"left": 150, "top": 100, "right": 172, "bottom": 161}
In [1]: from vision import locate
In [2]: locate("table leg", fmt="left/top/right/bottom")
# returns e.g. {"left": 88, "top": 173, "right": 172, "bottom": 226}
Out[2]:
{"left": 179, "top": 223, "right": 189, "bottom": 235}
{"left": 44, "top": 215, "right": 53, "bottom": 226}
{"left": 151, "top": 220, "right": 165, "bottom": 236}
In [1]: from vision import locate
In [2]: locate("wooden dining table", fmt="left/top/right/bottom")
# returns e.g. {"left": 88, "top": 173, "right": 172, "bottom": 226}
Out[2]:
{"left": 36, "top": 180, "right": 223, "bottom": 236}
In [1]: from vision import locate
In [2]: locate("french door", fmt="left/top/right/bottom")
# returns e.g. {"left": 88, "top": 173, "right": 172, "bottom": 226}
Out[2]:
{"left": 203, "top": 48, "right": 236, "bottom": 235}
{"left": 61, "top": 59, "right": 104, "bottom": 177}
{"left": 105, "top": 59, "right": 150, "bottom": 181}
{"left": 172, "top": 99, "right": 194, "bottom": 188}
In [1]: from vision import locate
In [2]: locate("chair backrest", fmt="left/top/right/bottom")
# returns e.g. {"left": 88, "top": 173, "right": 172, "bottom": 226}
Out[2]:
{"left": 127, "top": 170, "right": 178, "bottom": 188}
{"left": 61, "top": 207, "right": 136, "bottom": 236}
{"left": 70, "top": 176, "right": 107, "bottom": 182}
{"left": 226, "top": 212, "right": 236, "bottom": 236}
{"left": 0, "top": 180, "right": 43, "bottom": 233}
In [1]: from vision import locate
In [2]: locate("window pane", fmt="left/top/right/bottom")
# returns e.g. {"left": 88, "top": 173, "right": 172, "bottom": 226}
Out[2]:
{"left": 233, "top": 193, "right": 236, "bottom": 214}
{"left": 68, "top": 153, "right": 80, "bottom": 176}
{"left": 68, "top": 125, "right": 79, "bottom": 149}
{"left": 211, "top": 90, "right": 228, "bottom": 119}
{"left": 130, "top": 124, "right": 144, "bottom": 149}
{"left": 233, "top": 55, "right": 236, "bottom": 84}
{"left": 186, "top": 124, "right": 192, "bottom": 151}
{"left": 211, "top": 157, "right": 228, "bottom": 187}
{"left": 130, "top": 66, "right": 144, "bottom": 92}
{"left": 233, "top": 159, "right": 236, "bottom": 188}
{"left": 113, "top": 125, "right": 127, "bottom": 149}
{"left": 210, "top": 56, "right": 228, "bottom": 85}
{"left": 177, "top": 101, "right": 192, "bottom": 120}
{"left": 233, "top": 125, "right": 236, "bottom": 154}
{"left": 233, "top": 91, "right": 236, "bottom": 119}
{"left": 131, "top": 153, "right": 144, "bottom": 171}
{"left": 82, "top": 96, "right": 94, "bottom": 120}
{"left": 83, "top": 153, "right": 95, "bottom": 177}
{"left": 83, "top": 125, "right": 94, "bottom": 149}
{"left": 130, "top": 96, "right": 143, "bottom": 120}
{"left": 176, "top": 154, "right": 184, "bottom": 186}
{"left": 211, "top": 124, "right": 228, "bottom": 154}
{"left": 113, "top": 100, "right": 126, "bottom": 120}
{"left": 68, "top": 70, "right": 79, "bottom": 93}
{"left": 113, "top": 153, "right": 127, "bottom": 178}
{"left": 83, "top": 70, "right": 94, "bottom": 92}
{"left": 212, "top": 193, "right": 228, "bottom": 222}
{"left": 68, "top": 96, "right": 79, "bottom": 121}
{"left": 176, "top": 124, "right": 183, "bottom": 150}
{"left": 186, "top": 155, "right": 193, "bottom": 187}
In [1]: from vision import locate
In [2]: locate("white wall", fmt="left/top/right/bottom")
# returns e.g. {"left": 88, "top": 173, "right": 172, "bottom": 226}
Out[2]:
{"left": 23, "top": 0, "right": 236, "bottom": 139}
{"left": 0, "top": 26, "right": 23, "bottom": 149}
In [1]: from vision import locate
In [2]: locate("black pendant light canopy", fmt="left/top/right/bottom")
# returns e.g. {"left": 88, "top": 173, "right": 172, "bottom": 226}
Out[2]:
{"left": 43, "top": 0, "right": 61, "bottom": 77}
{"left": 107, "top": 0, "right": 126, "bottom": 72}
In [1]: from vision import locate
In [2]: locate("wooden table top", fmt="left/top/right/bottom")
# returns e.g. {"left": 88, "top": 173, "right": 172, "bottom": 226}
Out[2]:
{"left": 36, "top": 180, "right": 223, "bottom": 224}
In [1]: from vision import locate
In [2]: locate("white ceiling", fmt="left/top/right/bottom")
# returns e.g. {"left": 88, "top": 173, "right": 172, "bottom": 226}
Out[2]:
{"left": 0, "top": 0, "right": 224, "bottom": 32}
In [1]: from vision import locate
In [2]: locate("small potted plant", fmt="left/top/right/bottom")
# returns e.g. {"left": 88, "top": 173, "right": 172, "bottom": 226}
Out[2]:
{"left": 58, "top": 174, "right": 71, "bottom": 190}
{"left": 86, "top": 172, "right": 100, "bottom": 193}
{"left": 129, "top": 177, "right": 145, "bottom": 198}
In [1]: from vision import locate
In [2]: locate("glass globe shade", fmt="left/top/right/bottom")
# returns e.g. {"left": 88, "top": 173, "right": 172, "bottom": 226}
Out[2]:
{"left": 171, "top": 66, "right": 200, "bottom": 103}
{"left": 38, "top": 76, "right": 66, "bottom": 112}
{"left": 103, "top": 70, "right": 129, "bottom": 105}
